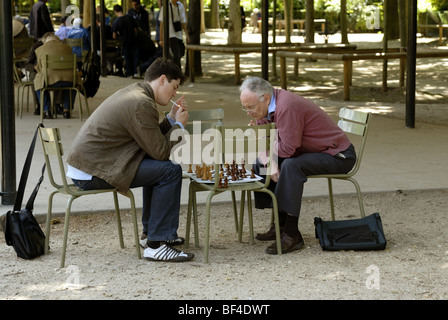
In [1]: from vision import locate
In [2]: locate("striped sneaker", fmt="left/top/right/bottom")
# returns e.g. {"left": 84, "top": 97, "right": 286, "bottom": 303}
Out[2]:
{"left": 143, "top": 244, "right": 194, "bottom": 262}
{"left": 139, "top": 234, "right": 185, "bottom": 248}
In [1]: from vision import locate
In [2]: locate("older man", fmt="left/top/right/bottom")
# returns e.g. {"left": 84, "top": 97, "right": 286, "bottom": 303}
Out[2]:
{"left": 240, "top": 76, "right": 356, "bottom": 255}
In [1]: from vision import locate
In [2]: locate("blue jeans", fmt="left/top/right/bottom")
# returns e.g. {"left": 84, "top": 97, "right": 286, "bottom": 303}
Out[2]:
{"left": 36, "top": 81, "right": 76, "bottom": 112}
{"left": 72, "top": 158, "right": 183, "bottom": 241}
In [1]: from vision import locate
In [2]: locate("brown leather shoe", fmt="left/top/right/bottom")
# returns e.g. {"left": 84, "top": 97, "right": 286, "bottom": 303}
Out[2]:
{"left": 265, "top": 232, "right": 304, "bottom": 255}
{"left": 255, "top": 224, "right": 284, "bottom": 241}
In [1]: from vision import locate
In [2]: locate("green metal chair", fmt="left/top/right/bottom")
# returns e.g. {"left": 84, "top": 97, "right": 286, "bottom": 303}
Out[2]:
{"left": 185, "top": 123, "right": 281, "bottom": 263}
{"left": 39, "top": 126, "right": 141, "bottom": 268}
{"left": 40, "top": 54, "right": 90, "bottom": 122}
{"left": 308, "top": 107, "right": 372, "bottom": 220}
{"left": 13, "top": 61, "right": 35, "bottom": 119}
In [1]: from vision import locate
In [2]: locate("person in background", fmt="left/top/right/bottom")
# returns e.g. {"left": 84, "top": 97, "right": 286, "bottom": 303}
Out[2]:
{"left": 66, "top": 57, "right": 194, "bottom": 262}
{"left": 29, "top": 0, "right": 54, "bottom": 41}
{"left": 158, "top": 0, "right": 189, "bottom": 69}
{"left": 67, "top": 17, "right": 91, "bottom": 62}
{"left": 34, "top": 32, "right": 81, "bottom": 119}
{"left": 112, "top": 4, "right": 139, "bottom": 78}
{"left": 55, "top": 16, "right": 70, "bottom": 40}
{"left": 239, "top": 76, "right": 356, "bottom": 255}
{"left": 128, "top": 0, "right": 150, "bottom": 35}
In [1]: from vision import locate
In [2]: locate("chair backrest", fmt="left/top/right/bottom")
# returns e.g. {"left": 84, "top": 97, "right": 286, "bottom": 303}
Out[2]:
{"left": 185, "top": 108, "right": 225, "bottom": 133}
{"left": 210, "top": 123, "right": 276, "bottom": 189}
{"left": 38, "top": 126, "right": 71, "bottom": 192}
{"left": 164, "top": 108, "right": 224, "bottom": 134}
{"left": 338, "top": 107, "right": 371, "bottom": 174}
{"left": 42, "top": 54, "right": 77, "bottom": 87}
{"left": 64, "top": 38, "right": 83, "bottom": 52}
{"left": 65, "top": 38, "right": 88, "bottom": 61}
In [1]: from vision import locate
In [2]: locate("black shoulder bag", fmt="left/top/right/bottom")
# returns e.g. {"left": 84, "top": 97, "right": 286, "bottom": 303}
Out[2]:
{"left": 314, "top": 212, "right": 387, "bottom": 251}
{"left": 4, "top": 125, "right": 46, "bottom": 259}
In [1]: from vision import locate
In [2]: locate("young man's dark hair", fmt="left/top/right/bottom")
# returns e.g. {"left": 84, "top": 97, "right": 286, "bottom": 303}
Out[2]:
{"left": 144, "top": 57, "right": 184, "bottom": 84}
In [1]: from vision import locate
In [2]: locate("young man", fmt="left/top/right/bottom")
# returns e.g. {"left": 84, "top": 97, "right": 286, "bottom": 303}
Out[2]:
{"left": 67, "top": 58, "right": 194, "bottom": 262}
{"left": 240, "top": 76, "right": 356, "bottom": 255}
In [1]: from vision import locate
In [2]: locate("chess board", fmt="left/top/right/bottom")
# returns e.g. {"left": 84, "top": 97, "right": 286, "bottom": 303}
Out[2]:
{"left": 183, "top": 169, "right": 262, "bottom": 184}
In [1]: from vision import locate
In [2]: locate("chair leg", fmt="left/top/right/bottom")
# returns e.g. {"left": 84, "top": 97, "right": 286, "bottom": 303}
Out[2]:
{"left": 238, "top": 190, "right": 246, "bottom": 243}
{"left": 247, "top": 191, "right": 254, "bottom": 244}
{"left": 231, "top": 191, "right": 238, "bottom": 232}
{"left": 185, "top": 186, "right": 193, "bottom": 249}
{"left": 259, "top": 189, "right": 282, "bottom": 255}
{"left": 60, "top": 195, "right": 77, "bottom": 268}
{"left": 40, "top": 90, "right": 45, "bottom": 122}
{"left": 44, "top": 191, "right": 58, "bottom": 254}
{"left": 192, "top": 191, "right": 200, "bottom": 247}
{"left": 113, "top": 191, "right": 124, "bottom": 249}
{"left": 204, "top": 191, "right": 216, "bottom": 263}
{"left": 327, "top": 178, "right": 336, "bottom": 221}
{"left": 348, "top": 177, "right": 366, "bottom": 218}
{"left": 125, "top": 191, "right": 141, "bottom": 259}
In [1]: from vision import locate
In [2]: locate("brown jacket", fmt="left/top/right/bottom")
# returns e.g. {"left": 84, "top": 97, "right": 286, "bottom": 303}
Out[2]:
{"left": 33, "top": 40, "right": 81, "bottom": 90}
{"left": 67, "top": 82, "right": 183, "bottom": 192}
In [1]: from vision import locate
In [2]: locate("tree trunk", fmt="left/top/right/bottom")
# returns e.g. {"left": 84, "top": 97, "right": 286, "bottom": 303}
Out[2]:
{"left": 227, "top": 0, "right": 241, "bottom": 44}
{"left": 283, "top": 0, "right": 293, "bottom": 43}
{"left": 386, "top": 0, "right": 400, "bottom": 39}
{"left": 340, "top": 0, "right": 348, "bottom": 44}
{"left": 398, "top": 0, "right": 407, "bottom": 45}
{"left": 209, "top": 0, "right": 220, "bottom": 29}
{"left": 82, "top": 0, "right": 90, "bottom": 29}
{"left": 186, "top": 0, "right": 202, "bottom": 76}
{"left": 305, "top": 0, "right": 314, "bottom": 43}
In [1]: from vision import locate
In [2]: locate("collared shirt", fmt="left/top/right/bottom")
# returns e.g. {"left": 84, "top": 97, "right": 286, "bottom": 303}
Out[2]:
{"left": 266, "top": 94, "right": 276, "bottom": 120}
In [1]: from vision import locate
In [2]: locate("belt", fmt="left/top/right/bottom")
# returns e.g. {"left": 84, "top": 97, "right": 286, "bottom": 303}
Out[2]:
{"left": 335, "top": 144, "right": 356, "bottom": 160}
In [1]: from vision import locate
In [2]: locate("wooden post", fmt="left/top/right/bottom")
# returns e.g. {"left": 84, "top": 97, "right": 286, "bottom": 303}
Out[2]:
{"left": 280, "top": 56, "right": 287, "bottom": 89}
{"left": 343, "top": 60, "right": 351, "bottom": 101}
{"left": 189, "top": 49, "right": 195, "bottom": 83}
{"left": 234, "top": 53, "right": 241, "bottom": 85}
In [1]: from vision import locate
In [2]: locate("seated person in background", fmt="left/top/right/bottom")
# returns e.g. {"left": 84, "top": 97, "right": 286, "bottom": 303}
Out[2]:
{"left": 34, "top": 32, "right": 82, "bottom": 119}
{"left": 13, "top": 19, "right": 33, "bottom": 60}
{"left": 55, "top": 16, "right": 70, "bottom": 40}
{"left": 67, "top": 17, "right": 91, "bottom": 62}
{"left": 137, "top": 29, "right": 160, "bottom": 74}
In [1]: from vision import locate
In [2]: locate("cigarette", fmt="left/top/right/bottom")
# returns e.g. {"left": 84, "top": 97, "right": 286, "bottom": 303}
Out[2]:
{"left": 170, "top": 100, "right": 181, "bottom": 108}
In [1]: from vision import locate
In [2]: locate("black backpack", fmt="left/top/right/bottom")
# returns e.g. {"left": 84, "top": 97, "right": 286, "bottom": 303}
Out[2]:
{"left": 82, "top": 51, "right": 101, "bottom": 98}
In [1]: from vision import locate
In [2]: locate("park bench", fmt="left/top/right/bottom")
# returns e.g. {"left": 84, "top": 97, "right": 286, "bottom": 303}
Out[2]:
{"left": 185, "top": 43, "right": 356, "bottom": 85}
{"left": 277, "top": 48, "right": 448, "bottom": 101}
{"left": 418, "top": 24, "right": 448, "bottom": 45}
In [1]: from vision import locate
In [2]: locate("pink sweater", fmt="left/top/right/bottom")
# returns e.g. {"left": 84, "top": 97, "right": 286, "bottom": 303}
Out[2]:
{"left": 257, "top": 89, "right": 351, "bottom": 158}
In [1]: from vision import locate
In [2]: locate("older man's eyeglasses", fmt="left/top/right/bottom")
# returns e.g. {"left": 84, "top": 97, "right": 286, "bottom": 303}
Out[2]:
{"left": 241, "top": 95, "right": 265, "bottom": 113}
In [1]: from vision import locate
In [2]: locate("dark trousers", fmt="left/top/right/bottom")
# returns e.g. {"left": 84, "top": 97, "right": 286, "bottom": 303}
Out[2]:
{"left": 253, "top": 147, "right": 356, "bottom": 218}
{"left": 168, "top": 37, "right": 185, "bottom": 68}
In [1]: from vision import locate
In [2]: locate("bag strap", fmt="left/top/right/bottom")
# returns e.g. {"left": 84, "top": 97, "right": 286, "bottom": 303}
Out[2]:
{"left": 13, "top": 123, "right": 45, "bottom": 212}
{"left": 169, "top": 2, "right": 180, "bottom": 23}
{"left": 24, "top": 163, "right": 46, "bottom": 212}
